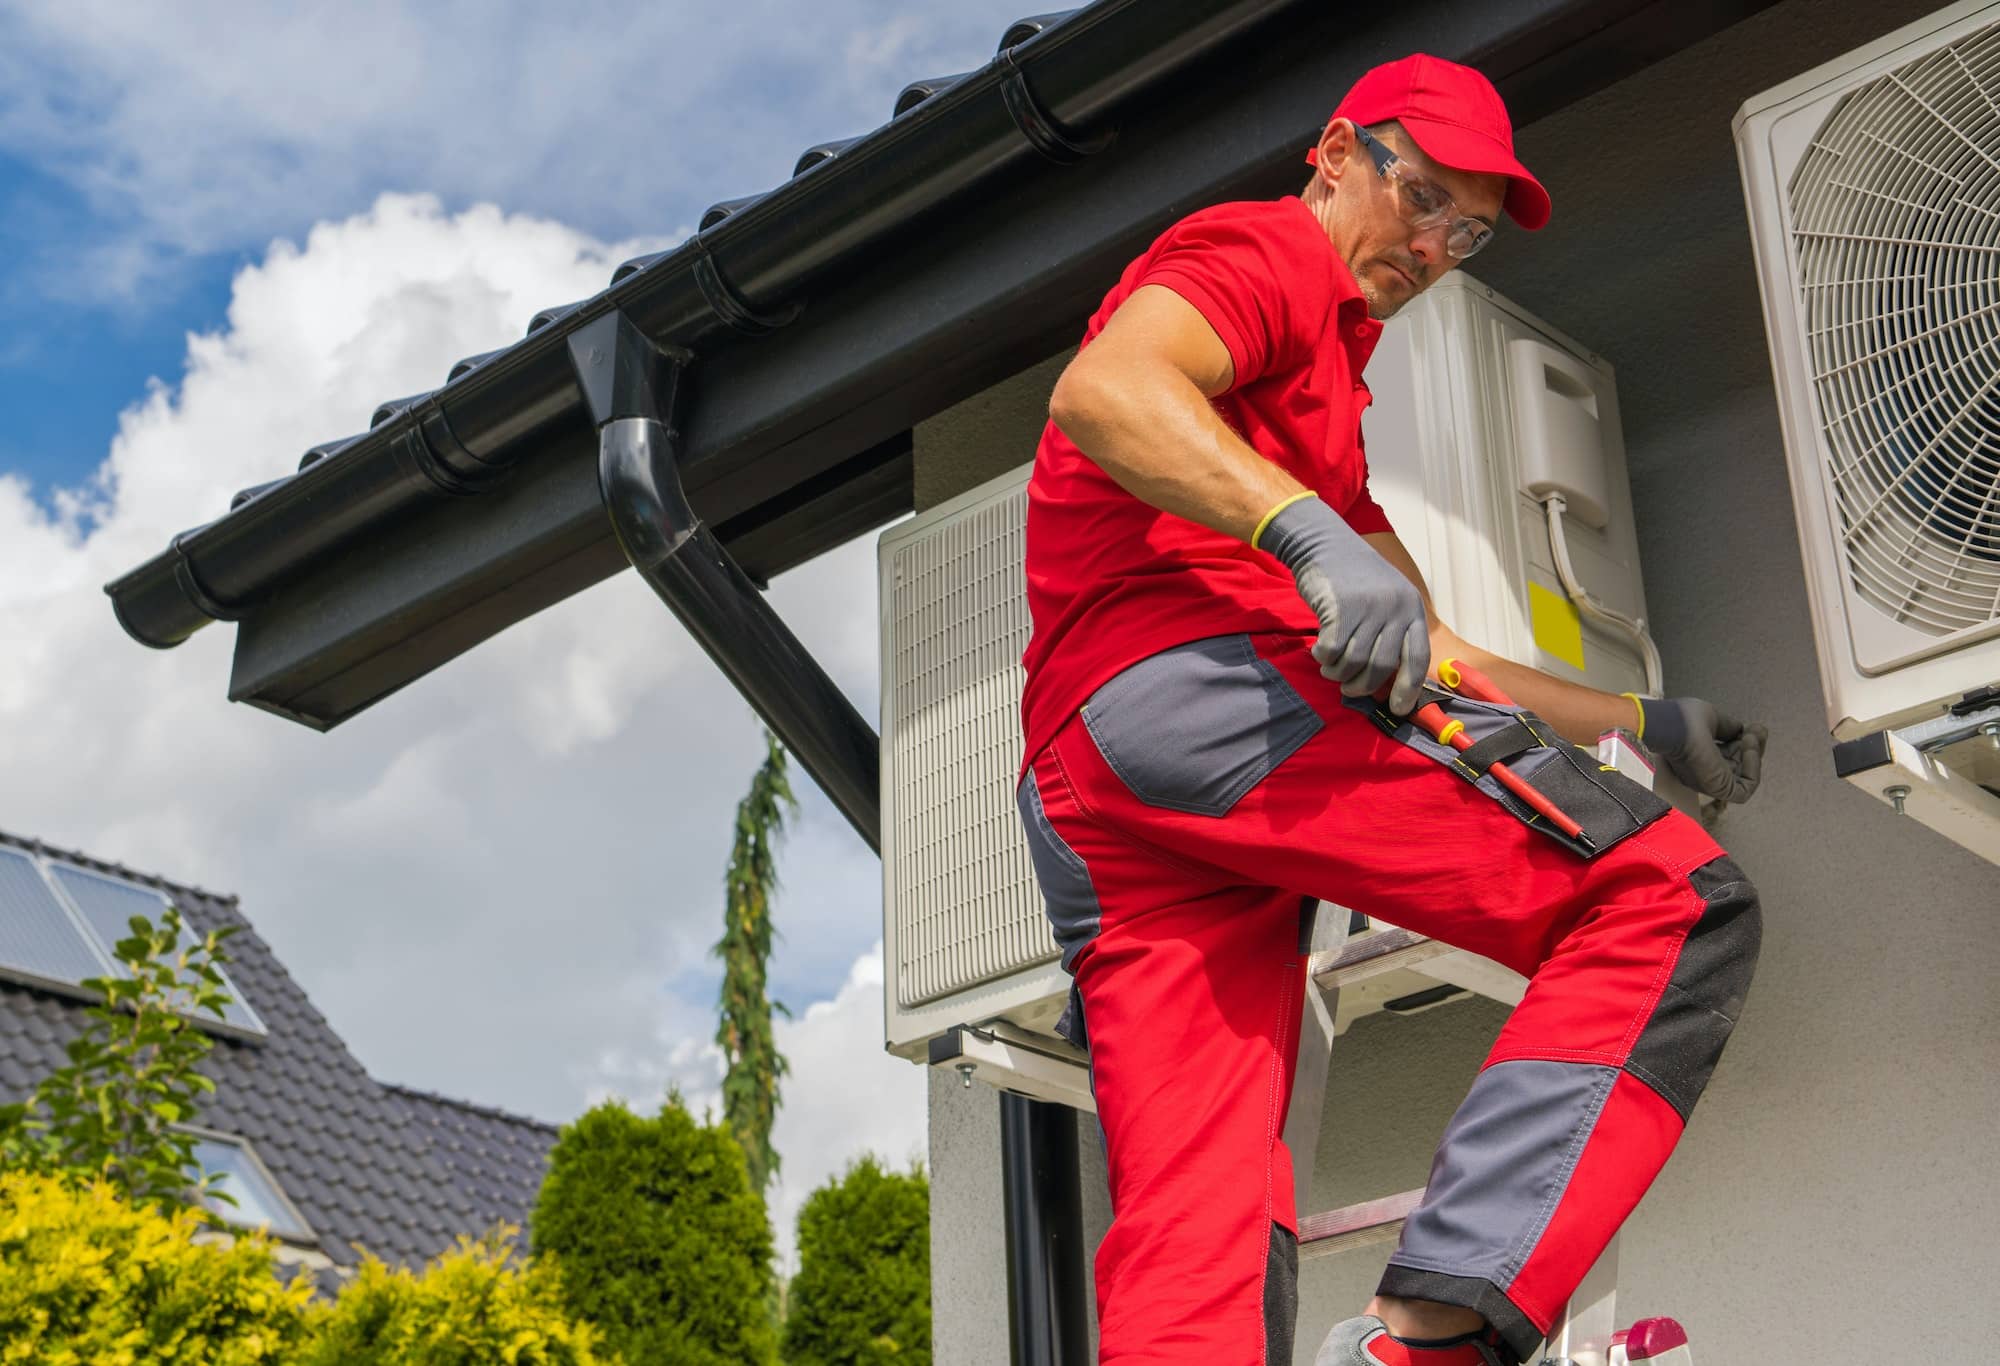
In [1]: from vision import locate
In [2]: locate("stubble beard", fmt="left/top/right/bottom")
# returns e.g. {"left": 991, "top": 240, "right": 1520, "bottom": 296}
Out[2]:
{"left": 1356, "top": 276, "right": 1405, "bottom": 320}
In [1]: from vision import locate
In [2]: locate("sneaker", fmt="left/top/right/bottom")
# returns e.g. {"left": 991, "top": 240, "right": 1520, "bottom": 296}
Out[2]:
{"left": 1316, "top": 1314, "right": 1512, "bottom": 1366}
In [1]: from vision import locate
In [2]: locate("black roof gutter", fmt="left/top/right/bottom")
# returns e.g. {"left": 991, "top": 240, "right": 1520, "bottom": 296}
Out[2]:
{"left": 104, "top": 0, "right": 1288, "bottom": 655}
{"left": 103, "top": 0, "right": 1778, "bottom": 730}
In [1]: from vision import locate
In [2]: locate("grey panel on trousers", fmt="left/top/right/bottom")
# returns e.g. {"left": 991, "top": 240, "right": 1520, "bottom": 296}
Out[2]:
{"left": 0, "top": 849, "right": 106, "bottom": 986}
{"left": 1015, "top": 770, "right": 1102, "bottom": 972}
{"left": 1389, "top": 1058, "right": 1618, "bottom": 1284}
{"left": 50, "top": 864, "right": 266, "bottom": 1035}
{"left": 1081, "top": 634, "right": 1322, "bottom": 817}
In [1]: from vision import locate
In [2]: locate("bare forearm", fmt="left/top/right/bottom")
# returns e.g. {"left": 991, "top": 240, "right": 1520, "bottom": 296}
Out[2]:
{"left": 1049, "top": 362, "right": 1299, "bottom": 543}
{"left": 1433, "top": 629, "right": 1640, "bottom": 746}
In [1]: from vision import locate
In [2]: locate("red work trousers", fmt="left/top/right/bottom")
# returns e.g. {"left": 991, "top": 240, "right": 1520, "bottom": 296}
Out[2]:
{"left": 1014, "top": 633, "right": 1760, "bottom": 1364}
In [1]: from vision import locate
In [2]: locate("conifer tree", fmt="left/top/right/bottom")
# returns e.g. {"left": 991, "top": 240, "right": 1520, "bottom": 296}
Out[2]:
{"left": 715, "top": 729, "right": 795, "bottom": 1194}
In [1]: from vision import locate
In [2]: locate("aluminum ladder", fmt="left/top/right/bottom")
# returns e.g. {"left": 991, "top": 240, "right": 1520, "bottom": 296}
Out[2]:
{"left": 1283, "top": 732, "right": 1694, "bottom": 1366}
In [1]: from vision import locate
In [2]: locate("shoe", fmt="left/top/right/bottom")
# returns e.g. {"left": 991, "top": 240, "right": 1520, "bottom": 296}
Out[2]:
{"left": 1316, "top": 1315, "right": 1394, "bottom": 1365}
{"left": 1315, "top": 1315, "right": 1512, "bottom": 1366}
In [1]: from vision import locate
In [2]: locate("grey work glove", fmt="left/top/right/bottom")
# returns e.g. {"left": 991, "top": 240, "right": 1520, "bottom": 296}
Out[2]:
{"left": 1636, "top": 696, "right": 1768, "bottom": 804}
{"left": 1258, "top": 495, "right": 1430, "bottom": 715}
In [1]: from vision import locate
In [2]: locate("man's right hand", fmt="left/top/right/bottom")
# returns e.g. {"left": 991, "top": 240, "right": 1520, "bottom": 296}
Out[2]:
{"left": 1257, "top": 495, "right": 1431, "bottom": 715}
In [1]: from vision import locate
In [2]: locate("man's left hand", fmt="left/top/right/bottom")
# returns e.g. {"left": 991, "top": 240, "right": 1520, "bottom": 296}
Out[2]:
{"left": 1638, "top": 697, "right": 1768, "bottom": 805}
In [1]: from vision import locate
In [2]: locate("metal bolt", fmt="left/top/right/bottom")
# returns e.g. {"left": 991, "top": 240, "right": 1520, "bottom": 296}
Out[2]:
{"left": 1981, "top": 721, "right": 2000, "bottom": 751}
{"left": 955, "top": 1063, "right": 975, "bottom": 1089}
{"left": 1884, "top": 783, "right": 1911, "bottom": 815}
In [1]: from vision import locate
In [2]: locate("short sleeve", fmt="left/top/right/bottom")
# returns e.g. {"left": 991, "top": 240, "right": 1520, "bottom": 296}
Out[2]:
{"left": 1136, "top": 204, "right": 1330, "bottom": 391}
{"left": 1343, "top": 479, "right": 1395, "bottom": 537}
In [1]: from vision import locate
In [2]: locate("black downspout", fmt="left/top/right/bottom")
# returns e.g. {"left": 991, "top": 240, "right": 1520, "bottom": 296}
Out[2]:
{"left": 574, "top": 309, "right": 1087, "bottom": 1360}
{"left": 1002, "top": 1094, "right": 1091, "bottom": 1365}
{"left": 571, "top": 310, "right": 881, "bottom": 853}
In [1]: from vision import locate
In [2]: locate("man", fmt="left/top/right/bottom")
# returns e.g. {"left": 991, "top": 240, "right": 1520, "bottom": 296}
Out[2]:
{"left": 1013, "top": 54, "right": 1766, "bottom": 1366}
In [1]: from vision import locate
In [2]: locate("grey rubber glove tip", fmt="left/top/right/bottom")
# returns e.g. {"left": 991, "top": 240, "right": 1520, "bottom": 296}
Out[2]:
{"left": 1643, "top": 696, "right": 1769, "bottom": 805}
{"left": 1260, "top": 496, "right": 1430, "bottom": 715}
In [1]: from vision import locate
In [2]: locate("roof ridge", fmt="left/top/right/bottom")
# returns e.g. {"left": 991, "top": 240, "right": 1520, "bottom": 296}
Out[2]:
{"left": 0, "top": 825, "right": 241, "bottom": 908}
{"left": 385, "top": 1081, "right": 561, "bottom": 1136}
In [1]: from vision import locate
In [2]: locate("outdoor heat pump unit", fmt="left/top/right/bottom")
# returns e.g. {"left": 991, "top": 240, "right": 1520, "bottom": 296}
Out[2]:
{"left": 1736, "top": 0, "right": 2000, "bottom": 865}
{"left": 879, "top": 274, "right": 1655, "bottom": 1106}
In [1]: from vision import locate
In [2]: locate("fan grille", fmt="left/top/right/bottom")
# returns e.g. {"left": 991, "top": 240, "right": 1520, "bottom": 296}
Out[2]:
{"left": 1789, "top": 18, "right": 2000, "bottom": 638}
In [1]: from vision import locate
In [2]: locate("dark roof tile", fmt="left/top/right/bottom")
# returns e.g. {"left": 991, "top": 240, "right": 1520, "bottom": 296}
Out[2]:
{"left": 699, "top": 194, "right": 765, "bottom": 232}
{"left": 793, "top": 136, "right": 862, "bottom": 178}
{"left": 894, "top": 72, "right": 971, "bottom": 118}
{"left": 0, "top": 826, "right": 558, "bottom": 1268}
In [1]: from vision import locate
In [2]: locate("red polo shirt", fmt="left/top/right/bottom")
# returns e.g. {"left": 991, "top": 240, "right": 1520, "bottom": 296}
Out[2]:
{"left": 1020, "top": 195, "right": 1393, "bottom": 767}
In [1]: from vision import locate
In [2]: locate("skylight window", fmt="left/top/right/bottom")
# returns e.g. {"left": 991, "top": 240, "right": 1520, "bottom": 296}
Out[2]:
{"left": 189, "top": 1133, "right": 316, "bottom": 1243}
{"left": 0, "top": 848, "right": 110, "bottom": 989}
{"left": 0, "top": 848, "right": 266, "bottom": 1038}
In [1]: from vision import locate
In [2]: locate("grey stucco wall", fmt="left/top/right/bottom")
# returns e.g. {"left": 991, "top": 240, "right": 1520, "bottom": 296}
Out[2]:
{"left": 921, "top": 2, "right": 2000, "bottom": 1362}
{"left": 915, "top": 352, "right": 1072, "bottom": 513}
{"left": 927, "top": 1071, "right": 1113, "bottom": 1366}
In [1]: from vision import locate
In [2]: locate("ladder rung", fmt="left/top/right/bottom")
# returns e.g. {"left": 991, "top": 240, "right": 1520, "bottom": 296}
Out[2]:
{"left": 1297, "top": 1187, "right": 1425, "bottom": 1260}
{"left": 1311, "top": 927, "right": 1453, "bottom": 989}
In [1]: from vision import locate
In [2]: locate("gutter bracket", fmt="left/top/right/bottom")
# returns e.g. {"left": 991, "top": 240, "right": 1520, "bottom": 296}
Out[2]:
{"left": 692, "top": 237, "right": 804, "bottom": 337}
{"left": 170, "top": 532, "right": 243, "bottom": 623}
{"left": 568, "top": 310, "right": 881, "bottom": 853}
{"left": 998, "top": 45, "right": 1115, "bottom": 164}
{"left": 390, "top": 406, "right": 510, "bottom": 498}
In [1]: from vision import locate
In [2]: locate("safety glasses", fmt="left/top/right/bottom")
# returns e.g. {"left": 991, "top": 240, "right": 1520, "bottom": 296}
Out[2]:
{"left": 1352, "top": 125, "right": 1495, "bottom": 261}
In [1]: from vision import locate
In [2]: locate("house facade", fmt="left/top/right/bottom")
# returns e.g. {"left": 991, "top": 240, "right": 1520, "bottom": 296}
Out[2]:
{"left": 97, "top": 0, "right": 1999, "bottom": 1360}
{"left": 0, "top": 828, "right": 557, "bottom": 1274}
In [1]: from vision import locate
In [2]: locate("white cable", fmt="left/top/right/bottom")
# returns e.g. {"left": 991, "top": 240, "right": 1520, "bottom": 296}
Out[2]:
{"left": 1540, "top": 494, "right": 1664, "bottom": 697}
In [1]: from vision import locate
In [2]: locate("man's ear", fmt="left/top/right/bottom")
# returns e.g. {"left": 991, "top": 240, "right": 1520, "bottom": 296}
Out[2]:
{"left": 1314, "top": 117, "right": 1357, "bottom": 189}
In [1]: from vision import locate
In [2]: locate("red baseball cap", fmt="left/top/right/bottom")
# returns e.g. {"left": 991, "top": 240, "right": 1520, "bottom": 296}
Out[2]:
{"left": 1306, "top": 54, "right": 1551, "bottom": 231}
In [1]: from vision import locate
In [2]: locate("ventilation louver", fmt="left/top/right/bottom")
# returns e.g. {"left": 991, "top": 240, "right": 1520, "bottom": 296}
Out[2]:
{"left": 1738, "top": 0, "right": 2000, "bottom": 736}
{"left": 1790, "top": 19, "right": 2000, "bottom": 645}
{"left": 881, "top": 473, "right": 1048, "bottom": 1009}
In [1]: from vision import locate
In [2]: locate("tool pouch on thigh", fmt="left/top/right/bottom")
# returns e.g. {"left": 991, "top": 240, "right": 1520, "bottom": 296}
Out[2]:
{"left": 1347, "top": 687, "right": 1671, "bottom": 859}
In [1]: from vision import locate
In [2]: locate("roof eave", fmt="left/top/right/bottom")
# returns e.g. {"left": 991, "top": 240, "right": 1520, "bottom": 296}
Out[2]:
{"left": 105, "top": 0, "right": 1779, "bottom": 729}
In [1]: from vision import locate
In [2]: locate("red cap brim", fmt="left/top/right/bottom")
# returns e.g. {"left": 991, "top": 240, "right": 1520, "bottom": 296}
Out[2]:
{"left": 1396, "top": 113, "right": 1550, "bottom": 231}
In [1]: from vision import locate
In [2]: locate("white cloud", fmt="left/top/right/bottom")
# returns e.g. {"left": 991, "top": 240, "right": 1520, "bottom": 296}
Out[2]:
{"left": 0, "top": 0, "right": 1032, "bottom": 304}
{"left": 0, "top": 187, "right": 913, "bottom": 1219}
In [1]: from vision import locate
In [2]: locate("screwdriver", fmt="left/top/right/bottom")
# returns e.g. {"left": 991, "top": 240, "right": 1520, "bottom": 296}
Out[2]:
{"left": 1415, "top": 659, "right": 1591, "bottom": 845}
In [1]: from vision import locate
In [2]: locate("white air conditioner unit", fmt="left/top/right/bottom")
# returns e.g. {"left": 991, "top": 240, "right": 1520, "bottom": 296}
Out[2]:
{"left": 1737, "top": 0, "right": 2000, "bottom": 864}
{"left": 880, "top": 274, "right": 1661, "bottom": 1103}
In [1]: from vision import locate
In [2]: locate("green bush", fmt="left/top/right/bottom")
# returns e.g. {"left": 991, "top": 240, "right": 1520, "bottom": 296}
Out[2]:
{"left": 0, "top": 1168, "right": 314, "bottom": 1365}
{"left": 532, "top": 1097, "right": 777, "bottom": 1366}
{"left": 297, "top": 1230, "right": 613, "bottom": 1366}
{"left": 0, "top": 906, "right": 236, "bottom": 1216}
{"left": 781, "top": 1157, "right": 930, "bottom": 1366}
{"left": 0, "top": 1171, "right": 614, "bottom": 1366}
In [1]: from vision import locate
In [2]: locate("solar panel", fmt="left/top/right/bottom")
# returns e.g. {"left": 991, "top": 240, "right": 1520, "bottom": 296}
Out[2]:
{"left": 49, "top": 864, "right": 266, "bottom": 1036}
{"left": 49, "top": 863, "right": 169, "bottom": 965}
{"left": 0, "top": 848, "right": 108, "bottom": 988}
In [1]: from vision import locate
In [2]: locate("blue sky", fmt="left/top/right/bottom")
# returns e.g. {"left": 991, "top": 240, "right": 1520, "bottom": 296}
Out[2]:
{"left": 0, "top": 0, "right": 1032, "bottom": 499}
{"left": 0, "top": 0, "right": 1040, "bottom": 1260}
{"left": 0, "top": 149, "right": 237, "bottom": 493}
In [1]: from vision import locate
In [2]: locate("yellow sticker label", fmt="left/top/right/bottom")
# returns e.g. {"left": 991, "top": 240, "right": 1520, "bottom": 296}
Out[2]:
{"left": 1528, "top": 581, "right": 1587, "bottom": 672}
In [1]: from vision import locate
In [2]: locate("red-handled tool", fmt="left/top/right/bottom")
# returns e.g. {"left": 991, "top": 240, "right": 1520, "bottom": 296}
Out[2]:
{"left": 1437, "top": 657, "right": 1506, "bottom": 704}
{"left": 1420, "top": 658, "right": 1591, "bottom": 846}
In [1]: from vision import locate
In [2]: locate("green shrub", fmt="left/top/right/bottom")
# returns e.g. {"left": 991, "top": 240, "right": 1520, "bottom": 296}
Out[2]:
{"left": 781, "top": 1157, "right": 930, "bottom": 1366}
{"left": 297, "top": 1230, "right": 612, "bottom": 1366}
{"left": 532, "top": 1097, "right": 776, "bottom": 1366}
{"left": 0, "top": 1168, "right": 314, "bottom": 1365}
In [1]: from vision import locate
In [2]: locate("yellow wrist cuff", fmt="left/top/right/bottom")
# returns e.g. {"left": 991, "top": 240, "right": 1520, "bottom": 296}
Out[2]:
{"left": 1621, "top": 692, "right": 1646, "bottom": 741}
{"left": 1251, "top": 492, "right": 1318, "bottom": 551}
